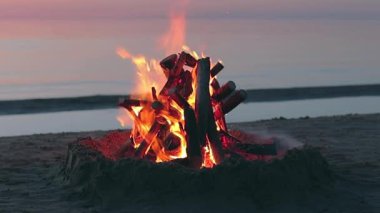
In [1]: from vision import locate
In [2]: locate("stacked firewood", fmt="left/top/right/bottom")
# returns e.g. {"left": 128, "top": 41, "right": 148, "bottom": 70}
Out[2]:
{"left": 119, "top": 51, "right": 247, "bottom": 168}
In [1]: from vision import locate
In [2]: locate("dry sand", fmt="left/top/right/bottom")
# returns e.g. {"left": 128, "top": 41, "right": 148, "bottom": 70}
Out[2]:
{"left": 0, "top": 113, "right": 379, "bottom": 212}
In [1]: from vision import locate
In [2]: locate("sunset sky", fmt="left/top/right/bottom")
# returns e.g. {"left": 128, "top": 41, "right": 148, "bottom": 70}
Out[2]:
{"left": 1, "top": 0, "right": 379, "bottom": 20}
{"left": 1, "top": 0, "right": 380, "bottom": 99}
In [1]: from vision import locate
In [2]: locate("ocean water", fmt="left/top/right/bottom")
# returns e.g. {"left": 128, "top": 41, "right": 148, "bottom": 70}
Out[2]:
{"left": 1, "top": 18, "right": 380, "bottom": 136}
{"left": 1, "top": 96, "right": 379, "bottom": 137}
{"left": 1, "top": 19, "right": 380, "bottom": 100}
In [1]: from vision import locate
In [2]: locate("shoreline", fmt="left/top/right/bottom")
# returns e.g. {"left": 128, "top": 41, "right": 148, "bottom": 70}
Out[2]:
{"left": 1, "top": 113, "right": 379, "bottom": 139}
{"left": 1, "top": 83, "right": 379, "bottom": 116}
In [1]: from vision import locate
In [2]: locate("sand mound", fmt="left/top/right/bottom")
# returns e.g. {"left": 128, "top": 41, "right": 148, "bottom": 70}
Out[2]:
{"left": 61, "top": 133, "right": 333, "bottom": 208}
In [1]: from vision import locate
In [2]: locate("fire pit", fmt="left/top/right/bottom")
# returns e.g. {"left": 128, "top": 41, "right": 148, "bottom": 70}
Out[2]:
{"left": 62, "top": 51, "right": 334, "bottom": 206}
{"left": 63, "top": 132, "right": 332, "bottom": 207}
{"left": 90, "top": 51, "right": 281, "bottom": 168}
{"left": 55, "top": 9, "right": 336, "bottom": 208}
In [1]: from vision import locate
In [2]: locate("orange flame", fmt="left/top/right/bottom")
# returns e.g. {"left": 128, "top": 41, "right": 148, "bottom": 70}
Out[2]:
{"left": 116, "top": 108, "right": 132, "bottom": 128}
{"left": 159, "top": 13, "right": 186, "bottom": 55}
{"left": 116, "top": 48, "right": 132, "bottom": 59}
{"left": 115, "top": 7, "right": 224, "bottom": 168}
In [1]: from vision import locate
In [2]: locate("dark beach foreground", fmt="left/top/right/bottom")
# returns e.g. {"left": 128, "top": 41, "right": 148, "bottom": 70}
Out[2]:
{"left": 0, "top": 113, "right": 379, "bottom": 212}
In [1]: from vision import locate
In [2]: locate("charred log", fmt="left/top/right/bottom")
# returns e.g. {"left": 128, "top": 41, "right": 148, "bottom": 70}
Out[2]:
{"left": 160, "top": 54, "right": 178, "bottom": 78}
{"left": 159, "top": 52, "right": 187, "bottom": 96}
{"left": 179, "top": 71, "right": 193, "bottom": 98}
{"left": 184, "top": 105, "right": 202, "bottom": 168}
{"left": 210, "top": 62, "right": 224, "bottom": 78}
{"left": 210, "top": 78, "right": 221, "bottom": 91}
{"left": 184, "top": 52, "right": 197, "bottom": 67}
{"left": 151, "top": 101, "right": 164, "bottom": 112}
{"left": 206, "top": 108, "right": 225, "bottom": 164}
{"left": 134, "top": 120, "right": 163, "bottom": 158}
{"left": 169, "top": 91, "right": 189, "bottom": 109}
{"left": 171, "top": 52, "right": 187, "bottom": 77}
{"left": 221, "top": 89, "right": 248, "bottom": 114}
{"left": 212, "top": 81, "right": 236, "bottom": 101}
{"left": 195, "top": 57, "right": 211, "bottom": 147}
{"left": 163, "top": 133, "right": 181, "bottom": 150}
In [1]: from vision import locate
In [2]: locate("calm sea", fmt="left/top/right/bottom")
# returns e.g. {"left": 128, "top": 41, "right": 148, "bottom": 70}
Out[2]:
{"left": 1, "top": 19, "right": 379, "bottom": 100}
{"left": 1, "top": 97, "right": 380, "bottom": 137}
{"left": 1, "top": 19, "right": 380, "bottom": 136}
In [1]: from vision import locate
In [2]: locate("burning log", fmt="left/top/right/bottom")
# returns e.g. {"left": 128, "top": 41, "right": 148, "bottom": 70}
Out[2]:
{"left": 171, "top": 52, "right": 187, "bottom": 77}
{"left": 210, "top": 61, "right": 224, "bottom": 78}
{"left": 157, "top": 123, "right": 170, "bottom": 141}
{"left": 184, "top": 106, "right": 202, "bottom": 168}
{"left": 184, "top": 52, "right": 197, "bottom": 67}
{"left": 210, "top": 78, "right": 220, "bottom": 91}
{"left": 195, "top": 57, "right": 225, "bottom": 164}
{"left": 213, "top": 103, "right": 228, "bottom": 133}
{"left": 159, "top": 52, "right": 187, "bottom": 96}
{"left": 134, "top": 119, "right": 165, "bottom": 158}
{"left": 168, "top": 105, "right": 182, "bottom": 120}
{"left": 179, "top": 71, "right": 193, "bottom": 98}
{"left": 212, "top": 81, "right": 236, "bottom": 101}
{"left": 169, "top": 90, "right": 189, "bottom": 109}
{"left": 221, "top": 90, "right": 248, "bottom": 114}
{"left": 195, "top": 57, "right": 212, "bottom": 147}
{"left": 151, "top": 101, "right": 164, "bottom": 112}
{"left": 206, "top": 109, "right": 225, "bottom": 164}
{"left": 116, "top": 50, "right": 258, "bottom": 168}
{"left": 168, "top": 91, "right": 202, "bottom": 167}
{"left": 160, "top": 54, "right": 178, "bottom": 78}
{"left": 163, "top": 132, "right": 181, "bottom": 150}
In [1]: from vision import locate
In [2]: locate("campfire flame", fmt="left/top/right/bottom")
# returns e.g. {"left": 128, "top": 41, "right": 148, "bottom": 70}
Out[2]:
{"left": 160, "top": 13, "right": 186, "bottom": 55}
{"left": 115, "top": 12, "right": 247, "bottom": 168}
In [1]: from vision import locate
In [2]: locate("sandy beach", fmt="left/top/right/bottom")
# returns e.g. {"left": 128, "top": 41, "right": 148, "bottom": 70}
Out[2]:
{"left": 0, "top": 113, "right": 379, "bottom": 212}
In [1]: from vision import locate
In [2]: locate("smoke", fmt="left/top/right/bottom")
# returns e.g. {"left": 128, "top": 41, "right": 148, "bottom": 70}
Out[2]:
{"left": 270, "top": 132, "right": 304, "bottom": 151}
{"left": 231, "top": 126, "right": 304, "bottom": 153}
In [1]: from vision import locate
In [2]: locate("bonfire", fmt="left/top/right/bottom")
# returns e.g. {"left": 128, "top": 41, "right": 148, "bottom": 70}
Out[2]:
{"left": 108, "top": 50, "right": 276, "bottom": 169}
{"left": 75, "top": 14, "right": 278, "bottom": 169}
{"left": 62, "top": 12, "right": 333, "bottom": 208}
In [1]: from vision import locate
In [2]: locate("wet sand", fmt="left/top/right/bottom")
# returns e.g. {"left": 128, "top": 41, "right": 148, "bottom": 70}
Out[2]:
{"left": 0, "top": 113, "right": 379, "bottom": 212}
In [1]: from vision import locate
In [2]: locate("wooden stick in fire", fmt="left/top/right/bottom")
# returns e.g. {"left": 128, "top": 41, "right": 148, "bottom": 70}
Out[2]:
{"left": 210, "top": 80, "right": 235, "bottom": 133}
{"left": 159, "top": 52, "right": 186, "bottom": 96}
{"left": 160, "top": 54, "right": 178, "bottom": 78}
{"left": 221, "top": 89, "right": 248, "bottom": 115}
{"left": 170, "top": 91, "right": 202, "bottom": 168}
{"left": 195, "top": 57, "right": 211, "bottom": 147}
{"left": 195, "top": 57, "right": 224, "bottom": 164}
{"left": 134, "top": 118, "right": 166, "bottom": 158}
{"left": 210, "top": 61, "right": 224, "bottom": 78}
{"left": 212, "top": 81, "right": 236, "bottom": 101}
{"left": 159, "top": 51, "right": 197, "bottom": 97}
